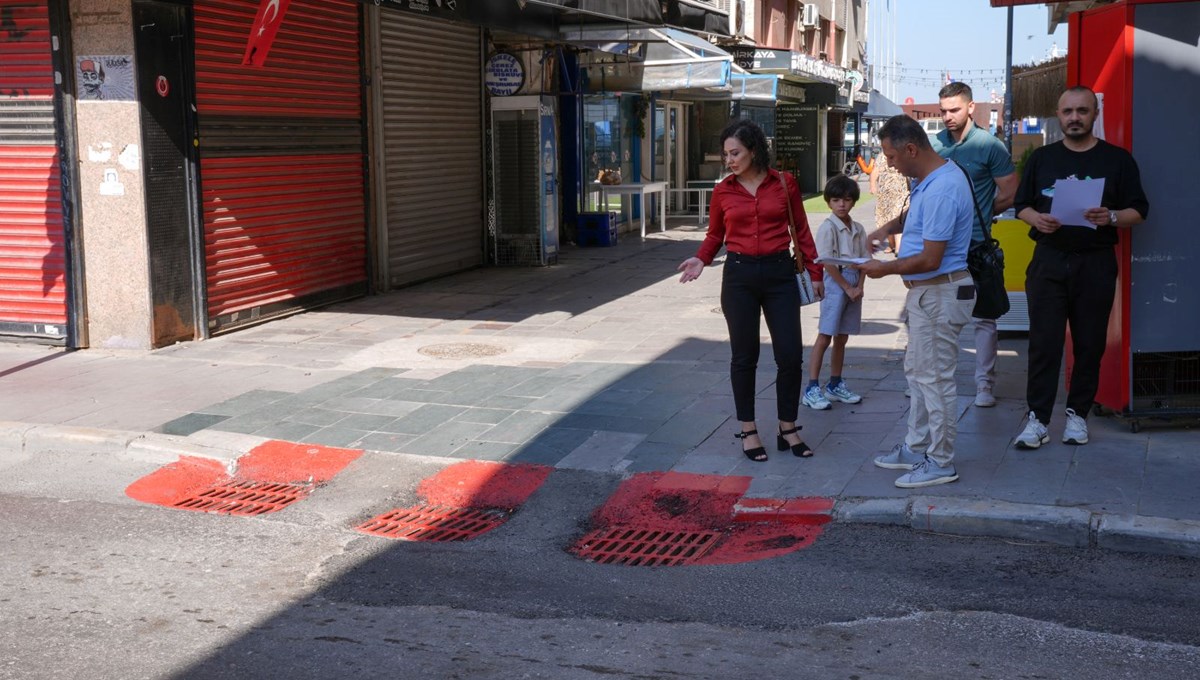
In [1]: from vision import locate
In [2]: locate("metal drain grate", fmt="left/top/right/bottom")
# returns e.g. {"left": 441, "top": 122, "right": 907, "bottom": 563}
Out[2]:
{"left": 571, "top": 527, "right": 723, "bottom": 566}
{"left": 172, "top": 481, "right": 313, "bottom": 516}
{"left": 355, "top": 505, "right": 513, "bottom": 541}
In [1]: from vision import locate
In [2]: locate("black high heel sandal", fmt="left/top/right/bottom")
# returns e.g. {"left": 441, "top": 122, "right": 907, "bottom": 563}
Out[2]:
{"left": 777, "top": 426, "right": 814, "bottom": 458}
{"left": 735, "top": 430, "right": 768, "bottom": 462}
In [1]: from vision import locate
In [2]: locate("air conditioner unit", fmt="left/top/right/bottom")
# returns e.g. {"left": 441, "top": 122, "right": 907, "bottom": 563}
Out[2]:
{"left": 801, "top": 3, "right": 819, "bottom": 28}
{"left": 733, "top": 0, "right": 746, "bottom": 38}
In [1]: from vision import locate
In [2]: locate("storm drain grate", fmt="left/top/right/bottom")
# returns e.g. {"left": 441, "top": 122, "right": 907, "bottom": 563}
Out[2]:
{"left": 172, "top": 481, "right": 313, "bottom": 516}
{"left": 571, "top": 527, "right": 723, "bottom": 566}
{"left": 355, "top": 505, "right": 513, "bottom": 541}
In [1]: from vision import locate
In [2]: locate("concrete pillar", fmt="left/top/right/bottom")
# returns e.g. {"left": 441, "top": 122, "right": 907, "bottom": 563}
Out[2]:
{"left": 70, "top": 0, "right": 153, "bottom": 349}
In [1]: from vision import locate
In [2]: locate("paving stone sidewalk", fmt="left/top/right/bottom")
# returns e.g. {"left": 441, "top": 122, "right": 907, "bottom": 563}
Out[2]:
{"left": 1, "top": 193, "right": 1197, "bottom": 557}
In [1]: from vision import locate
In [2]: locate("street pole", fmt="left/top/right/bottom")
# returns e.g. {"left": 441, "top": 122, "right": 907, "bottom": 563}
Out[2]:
{"left": 1004, "top": 6, "right": 1014, "bottom": 154}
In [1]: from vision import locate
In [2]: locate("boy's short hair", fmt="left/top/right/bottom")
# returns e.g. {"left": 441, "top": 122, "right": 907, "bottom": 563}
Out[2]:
{"left": 823, "top": 174, "right": 860, "bottom": 203}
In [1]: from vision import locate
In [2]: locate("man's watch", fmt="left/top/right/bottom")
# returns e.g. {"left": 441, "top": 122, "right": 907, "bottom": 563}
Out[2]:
{"left": 1109, "top": 209, "right": 1119, "bottom": 226}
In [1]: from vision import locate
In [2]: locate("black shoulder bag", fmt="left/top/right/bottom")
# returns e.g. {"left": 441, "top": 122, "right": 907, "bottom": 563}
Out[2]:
{"left": 954, "top": 162, "right": 1010, "bottom": 320}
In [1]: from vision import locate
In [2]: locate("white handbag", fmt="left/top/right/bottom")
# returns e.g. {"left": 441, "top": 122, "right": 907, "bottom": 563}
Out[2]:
{"left": 780, "top": 173, "right": 818, "bottom": 306}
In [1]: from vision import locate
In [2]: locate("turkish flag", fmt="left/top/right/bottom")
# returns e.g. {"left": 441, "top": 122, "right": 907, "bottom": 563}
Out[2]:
{"left": 242, "top": 0, "right": 293, "bottom": 67}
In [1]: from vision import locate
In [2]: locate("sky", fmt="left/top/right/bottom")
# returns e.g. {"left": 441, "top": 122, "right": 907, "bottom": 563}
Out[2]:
{"left": 869, "top": 0, "right": 1069, "bottom": 105}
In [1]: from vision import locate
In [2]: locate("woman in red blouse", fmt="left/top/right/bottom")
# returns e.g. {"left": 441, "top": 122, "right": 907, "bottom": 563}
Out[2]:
{"left": 678, "top": 119, "right": 824, "bottom": 462}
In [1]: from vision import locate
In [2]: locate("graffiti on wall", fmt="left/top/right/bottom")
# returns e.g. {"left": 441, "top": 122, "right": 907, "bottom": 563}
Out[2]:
{"left": 76, "top": 55, "right": 135, "bottom": 101}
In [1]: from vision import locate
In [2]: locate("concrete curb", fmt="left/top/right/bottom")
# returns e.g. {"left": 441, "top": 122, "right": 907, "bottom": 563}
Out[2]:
{"left": 0, "top": 420, "right": 261, "bottom": 468}
{"left": 833, "top": 495, "right": 1200, "bottom": 559}
{"left": 3, "top": 421, "right": 1199, "bottom": 559}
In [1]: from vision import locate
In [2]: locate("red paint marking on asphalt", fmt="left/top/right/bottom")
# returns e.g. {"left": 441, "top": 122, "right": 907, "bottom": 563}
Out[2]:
{"left": 574, "top": 472, "right": 833, "bottom": 566}
{"left": 415, "top": 460, "right": 553, "bottom": 509}
{"left": 233, "top": 440, "right": 362, "bottom": 484}
{"left": 126, "top": 441, "right": 363, "bottom": 511}
{"left": 124, "top": 456, "right": 227, "bottom": 507}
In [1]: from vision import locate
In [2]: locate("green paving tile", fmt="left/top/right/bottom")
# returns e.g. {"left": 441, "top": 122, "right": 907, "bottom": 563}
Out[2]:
{"left": 154, "top": 413, "right": 229, "bottom": 436}
{"left": 254, "top": 422, "right": 322, "bottom": 442}
{"left": 198, "top": 390, "right": 294, "bottom": 417}
{"left": 302, "top": 427, "right": 371, "bottom": 448}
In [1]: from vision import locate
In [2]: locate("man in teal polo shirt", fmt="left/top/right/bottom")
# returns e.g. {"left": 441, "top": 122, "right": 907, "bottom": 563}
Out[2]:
{"left": 930, "top": 82, "right": 1018, "bottom": 409}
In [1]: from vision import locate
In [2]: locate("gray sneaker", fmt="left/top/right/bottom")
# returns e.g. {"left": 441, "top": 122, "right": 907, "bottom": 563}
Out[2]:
{"left": 895, "top": 458, "right": 959, "bottom": 488}
{"left": 825, "top": 382, "right": 862, "bottom": 404}
{"left": 1062, "top": 408, "right": 1089, "bottom": 445}
{"left": 874, "top": 443, "right": 924, "bottom": 470}
{"left": 803, "top": 384, "right": 832, "bottom": 410}
{"left": 974, "top": 386, "right": 997, "bottom": 408}
{"left": 1015, "top": 411, "right": 1049, "bottom": 449}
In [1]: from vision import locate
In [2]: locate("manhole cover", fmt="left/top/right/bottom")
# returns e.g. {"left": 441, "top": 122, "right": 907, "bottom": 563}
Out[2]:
{"left": 417, "top": 343, "right": 508, "bottom": 359}
{"left": 355, "top": 505, "right": 512, "bottom": 541}
{"left": 571, "top": 527, "right": 722, "bottom": 566}
{"left": 172, "top": 480, "right": 313, "bottom": 516}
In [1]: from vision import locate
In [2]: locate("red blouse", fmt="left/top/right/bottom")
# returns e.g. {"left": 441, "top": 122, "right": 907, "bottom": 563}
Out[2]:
{"left": 695, "top": 169, "right": 823, "bottom": 282}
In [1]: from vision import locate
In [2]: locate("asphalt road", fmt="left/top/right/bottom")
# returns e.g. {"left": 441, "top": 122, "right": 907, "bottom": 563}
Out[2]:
{"left": 2, "top": 453, "right": 1199, "bottom": 680}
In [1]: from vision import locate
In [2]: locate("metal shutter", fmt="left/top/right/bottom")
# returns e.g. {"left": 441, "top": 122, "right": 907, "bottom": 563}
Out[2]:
{"left": 377, "top": 11, "right": 482, "bottom": 288}
{"left": 0, "top": 0, "right": 68, "bottom": 339}
{"left": 194, "top": 0, "right": 367, "bottom": 332}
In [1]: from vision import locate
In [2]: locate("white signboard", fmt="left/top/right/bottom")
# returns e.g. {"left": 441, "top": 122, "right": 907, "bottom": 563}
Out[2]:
{"left": 485, "top": 53, "right": 524, "bottom": 97}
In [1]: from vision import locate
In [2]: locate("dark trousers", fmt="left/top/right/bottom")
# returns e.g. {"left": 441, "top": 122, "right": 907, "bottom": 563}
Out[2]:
{"left": 1025, "top": 244, "right": 1118, "bottom": 424}
{"left": 721, "top": 251, "right": 803, "bottom": 423}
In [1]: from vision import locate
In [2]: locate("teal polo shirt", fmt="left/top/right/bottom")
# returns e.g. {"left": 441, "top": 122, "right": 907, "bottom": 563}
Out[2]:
{"left": 932, "top": 124, "right": 1016, "bottom": 242}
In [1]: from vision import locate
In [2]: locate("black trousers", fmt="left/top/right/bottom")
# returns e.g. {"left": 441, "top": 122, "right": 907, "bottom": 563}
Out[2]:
{"left": 1025, "top": 244, "right": 1118, "bottom": 424}
{"left": 721, "top": 251, "right": 803, "bottom": 423}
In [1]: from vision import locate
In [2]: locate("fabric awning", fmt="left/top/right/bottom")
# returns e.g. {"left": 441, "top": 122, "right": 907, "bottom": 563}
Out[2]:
{"left": 864, "top": 90, "right": 904, "bottom": 119}
{"left": 569, "top": 25, "right": 733, "bottom": 92}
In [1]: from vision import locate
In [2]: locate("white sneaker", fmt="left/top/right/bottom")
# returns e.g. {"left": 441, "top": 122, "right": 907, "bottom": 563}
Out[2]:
{"left": 974, "top": 387, "right": 996, "bottom": 408}
{"left": 803, "top": 384, "right": 832, "bottom": 410}
{"left": 1063, "top": 408, "right": 1089, "bottom": 445}
{"left": 1015, "top": 411, "right": 1049, "bottom": 450}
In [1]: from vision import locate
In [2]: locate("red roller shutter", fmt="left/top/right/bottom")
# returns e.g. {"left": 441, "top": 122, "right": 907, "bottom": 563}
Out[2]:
{"left": 0, "top": 0, "right": 68, "bottom": 339}
{"left": 194, "top": 0, "right": 366, "bottom": 332}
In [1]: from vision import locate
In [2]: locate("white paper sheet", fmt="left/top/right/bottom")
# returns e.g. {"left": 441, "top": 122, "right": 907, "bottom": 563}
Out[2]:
{"left": 815, "top": 256, "right": 871, "bottom": 266}
{"left": 1049, "top": 178, "right": 1105, "bottom": 228}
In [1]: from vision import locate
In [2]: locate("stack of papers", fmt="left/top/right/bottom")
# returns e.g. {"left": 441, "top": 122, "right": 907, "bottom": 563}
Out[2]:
{"left": 815, "top": 256, "right": 870, "bottom": 266}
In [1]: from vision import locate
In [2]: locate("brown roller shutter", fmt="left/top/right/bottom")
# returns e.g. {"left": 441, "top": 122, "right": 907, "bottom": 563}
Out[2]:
{"left": 0, "top": 0, "right": 68, "bottom": 340}
{"left": 376, "top": 11, "right": 482, "bottom": 288}
{"left": 194, "top": 0, "right": 367, "bottom": 332}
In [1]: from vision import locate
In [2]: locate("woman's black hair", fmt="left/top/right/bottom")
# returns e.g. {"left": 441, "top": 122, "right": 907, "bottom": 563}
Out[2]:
{"left": 823, "top": 174, "right": 861, "bottom": 203}
{"left": 720, "top": 118, "right": 771, "bottom": 172}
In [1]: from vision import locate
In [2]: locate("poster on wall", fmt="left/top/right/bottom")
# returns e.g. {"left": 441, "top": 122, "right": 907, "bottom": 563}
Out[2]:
{"left": 539, "top": 96, "right": 559, "bottom": 260}
{"left": 76, "top": 55, "right": 135, "bottom": 101}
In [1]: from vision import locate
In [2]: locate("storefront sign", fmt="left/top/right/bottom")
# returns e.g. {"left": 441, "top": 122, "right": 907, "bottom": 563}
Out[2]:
{"left": 790, "top": 52, "right": 847, "bottom": 85}
{"left": 729, "top": 47, "right": 792, "bottom": 71}
{"left": 777, "top": 81, "right": 807, "bottom": 103}
{"left": 485, "top": 53, "right": 525, "bottom": 96}
{"left": 775, "top": 103, "right": 820, "bottom": 192}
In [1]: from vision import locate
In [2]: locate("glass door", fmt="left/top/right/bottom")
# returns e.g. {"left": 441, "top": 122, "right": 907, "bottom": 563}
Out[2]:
{"left": 654, "top": 102, "right": 686, "bottom": 211}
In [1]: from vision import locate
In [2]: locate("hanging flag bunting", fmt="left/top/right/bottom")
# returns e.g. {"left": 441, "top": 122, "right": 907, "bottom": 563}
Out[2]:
{"left": 242, "top": 0, "right": 293, "bottom": 67}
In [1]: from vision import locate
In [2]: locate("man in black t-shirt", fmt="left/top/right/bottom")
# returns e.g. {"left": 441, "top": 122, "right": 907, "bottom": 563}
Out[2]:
{"left": 1012, "top": 86, "right": 1149, "bottom": 450}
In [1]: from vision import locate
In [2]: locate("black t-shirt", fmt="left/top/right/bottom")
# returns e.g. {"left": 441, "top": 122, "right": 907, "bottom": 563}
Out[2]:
{"left": 1013, "top": 139, "right": 1149, "bottom": 251}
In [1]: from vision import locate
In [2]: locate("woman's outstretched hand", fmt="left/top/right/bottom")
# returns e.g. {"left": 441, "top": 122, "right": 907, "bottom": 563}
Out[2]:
{"left": 678, "top": 257, "right": 704, "bottom": 283}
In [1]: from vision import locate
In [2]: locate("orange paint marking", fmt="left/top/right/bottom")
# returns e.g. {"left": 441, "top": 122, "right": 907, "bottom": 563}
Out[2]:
{"left": 234, "top": 440, "right": 363, "bottom": 484}
{"left": 124, "top": 456, "right": 227, "bottom": 507}
{"left": 416, "top": 460, "right": 553, "bottom": 509}
{"left": 575, "top": 472, "right": 833, "bottom": 566}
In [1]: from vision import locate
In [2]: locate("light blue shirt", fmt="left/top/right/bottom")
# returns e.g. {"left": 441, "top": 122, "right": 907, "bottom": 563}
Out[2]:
{"left": 898, "top": 160, "right": 973, "bottom": 281}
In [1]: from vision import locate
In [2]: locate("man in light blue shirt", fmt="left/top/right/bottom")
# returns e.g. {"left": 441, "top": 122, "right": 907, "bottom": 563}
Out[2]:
{"left": 858, "top": 114, "right": 975, "bottom": 488}
{"left": 931, "top": 82, "right": 1018, "bottom": 408}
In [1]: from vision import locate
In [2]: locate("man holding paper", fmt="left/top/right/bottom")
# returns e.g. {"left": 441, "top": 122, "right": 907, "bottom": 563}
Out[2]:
{"left": 1012, "top": 86, "right": 1149, "bottom": 450}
